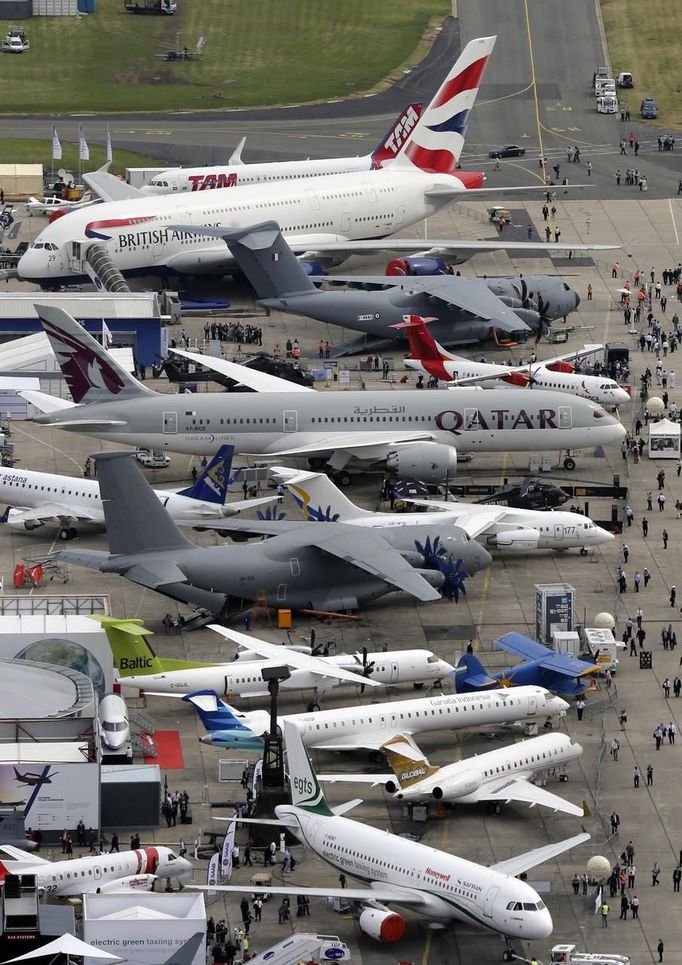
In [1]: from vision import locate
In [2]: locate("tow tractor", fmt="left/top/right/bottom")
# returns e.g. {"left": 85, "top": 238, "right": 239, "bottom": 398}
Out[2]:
{"left": 550, "top": 944, "right": 630, "bottom": 965}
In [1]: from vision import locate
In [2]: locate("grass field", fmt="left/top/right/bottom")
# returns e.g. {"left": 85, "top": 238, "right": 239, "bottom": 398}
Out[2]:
{"left": 2, "top": 139, "right": 161, "bottom": 175}
{"left": 601, "top": 0, "right": 682, "bottom": 128}
{"left": 0, "top": 0, "right": 448, "bottom": 114}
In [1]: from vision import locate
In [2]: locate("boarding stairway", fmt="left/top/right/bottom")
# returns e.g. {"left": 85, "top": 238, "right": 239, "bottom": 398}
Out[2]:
{"left": 85, "top": 244, "right": 130, "bottom": 292}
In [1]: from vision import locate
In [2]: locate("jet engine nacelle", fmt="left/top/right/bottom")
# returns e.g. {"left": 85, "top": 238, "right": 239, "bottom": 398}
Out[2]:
{"left": 300, "top": 260, "right": 327, "bottom": 276}
{"left": 358, "top": 905, "right": 406, "bottom": 942}
{"left": 432, "top": 769, "right": 481, "bottom": 800}
{"left": 386, "top": 442, "right": 457, "bottom": 483}
{"left": 386, "top": 256, "right": 449, "bottom": 277}
{"left": 95, "top": 874, "right": 156, "bottom": 894}
{"left": 491, "top": 528, "right": 540, "bottom": 550}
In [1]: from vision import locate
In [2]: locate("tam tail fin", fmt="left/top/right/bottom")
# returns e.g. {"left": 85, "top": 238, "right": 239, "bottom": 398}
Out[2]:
{"left": 223, "top": 221, "right": 317, "bottom": 300}
{"left": 393, "top": 315, "right": 456, "bottom": 363}
{"left": 453, "top": 653, "right": 499, "bottom": 692}
{"left": 93, "top": 452, "right": 193, "bottom": 556}
{"left": 381, "top": 736, "right": 439, "bottom": 789}
{"left": 371, "top": 103, "right": 422, "bottom": 168}
{"left": 391, "top": 36, "right": 496, "bottom": 174}
{"left": 93, "top": 616, "right": 165, "bottom": 676}
{"left": 283, "top": 719, "right": 333, "bottom": 816}
{"left": 177, "top": 445, "right": 236, "bottom": 503}
{"left": 35, "top": 305, "right": 154, "bottom": 405}
{"left": 282, "top": 469, "right": 372, "bottom": 521}
{"left": 228, "top": 138, "right": 246, "bottom": 166}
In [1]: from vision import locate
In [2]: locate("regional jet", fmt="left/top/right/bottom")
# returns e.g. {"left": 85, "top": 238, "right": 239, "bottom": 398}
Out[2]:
{"left": 194, "top": 720, "right": 589, "bottom": 956}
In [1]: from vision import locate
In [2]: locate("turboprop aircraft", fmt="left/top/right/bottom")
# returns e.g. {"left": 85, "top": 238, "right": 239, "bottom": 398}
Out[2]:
{"left": 140, "top": 103, "right": 424, "bottom": 194}
{"left": 16, "top": 38, "right": 616, "bottom": 289}
{"left": 53, "top": 452, "right": 491, "bottom": 615}
{"left": 193, "top": 719, "right": 589, "bottom": 956}
{"left": 318, "top": 731, "right": 586, "bottom": 816}
{"left": 399, "top": 316, "right": 630, "bottom": 407}
{"left": 455, "top": 633, "right": 601, "bottom": 698}
{"left": 185, "top": 683, "right": 569, "bottom": 754}
{"left": 213, "top": 221, "right": 580, "bottom": 348}
{"left": 13, "top": 767, "right": 54, "bottom": 787}
{"left": 0, "top": 844, "right": 192, "bottom": 896}
{"left": 25, "top": 306, "right": 627, "bottom": 482}
{"left": 273, "top": 466, "right": 614, "bottom": 554}
{"left": 98, "top": 616, "right": 454, "bottom": 699}
{"left": 0, "top": 445, "right": 274, "bottom": 540}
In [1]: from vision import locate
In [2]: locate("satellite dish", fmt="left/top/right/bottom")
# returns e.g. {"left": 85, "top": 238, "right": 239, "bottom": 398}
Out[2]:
{"left": 57, "top": 168, "right": 66, "bottom": 178}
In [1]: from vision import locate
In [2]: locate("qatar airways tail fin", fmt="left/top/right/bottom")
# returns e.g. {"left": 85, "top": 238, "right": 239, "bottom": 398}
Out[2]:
{"left": 370, "top": 103, "right": 422, "bottom": 168}
{"left": 35, "top": 304, "right": 154, "bottom": 405}
{"left": 391, "top": 36, "right": 496, "bottom": 174}
{"left": 393, "top": 315, "right": 456, "bottom": 363}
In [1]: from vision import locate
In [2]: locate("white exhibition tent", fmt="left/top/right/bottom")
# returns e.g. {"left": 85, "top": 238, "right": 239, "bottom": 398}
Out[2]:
{"left": 2, "top": 934, "right": 123, "bottom": 965}
{"left": 648, "top": 417, "right": 681, "bottom": 459}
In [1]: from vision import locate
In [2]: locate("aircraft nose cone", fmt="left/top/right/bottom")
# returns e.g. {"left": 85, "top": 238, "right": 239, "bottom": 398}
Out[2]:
{"left": 525, "top": 908, "right": 554, "bottom": 940}
{"left": 574, "top": 292, "right": 581, "bottom": 308}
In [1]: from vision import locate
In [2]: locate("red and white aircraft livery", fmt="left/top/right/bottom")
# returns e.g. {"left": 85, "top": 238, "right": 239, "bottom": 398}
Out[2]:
{"left": 399, "top": 316, "right": 631, "bottom": 408}
{"left": 140, "top": 104, "right": 424, "bottom": 195}
{"left": 18, "top": 39, "right": 507, "bottom": 287}
{"left": 0, "top": 844, "right": 192, "bottom": 897}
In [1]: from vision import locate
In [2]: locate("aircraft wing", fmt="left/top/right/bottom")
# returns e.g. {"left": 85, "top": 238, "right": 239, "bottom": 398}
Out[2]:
{"left": 296, "top": 238, "right": 620, "bottom": 262}
{"left": 490, "top": 831, "right": 590, "bottom": 877}
{"left": 0, "top": 845, "right": 50, "bottom": 864}
{"left": 52, "top": 549, "right": 110, "bottom": 571}
{"left": 398, "top": 499, "right": 507, "bottom": 539}
{"left": 83, "top": 167, "right": 145, "bottom": 202}
{"left": 207, "top": 624, "right": 381, "bottom": 687}
{"left": 189, "top": 882, "right": 430, "bottom": 905}
{"left": 318, "top": 773, "right": 391, "bottom": 785}
{"left": 495, "top": 632, "right": 554, "bottom": 663}
{"left": 537, "top": 343, "right": 605, "bottom": 369}
{"left": 474, "top": 777, "right": 586, "bottom": 817}
{"left": 312, "top": 527, "right": 441, "bottom": 602}
{"left": 7, "top": 504, "right": 104, "bottom": 526}
{"left": 170, "top": 348, "right": 316, "bottom": 393}
{"left": 257, "top": 430, "right": 434, "bottom": 458}
{"left": 124, "top": 561, "right": 189, "bottom": 590}
{"left": 496, "top": 632, "right": 600, "bottom": 678}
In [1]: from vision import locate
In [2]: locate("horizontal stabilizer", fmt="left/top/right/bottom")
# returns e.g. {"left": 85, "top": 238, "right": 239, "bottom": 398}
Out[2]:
{"left": 19, "top": 390, "right": 77, "bottom": 413}
{"left": 331, "top": 799, "right": 364, "bottom": 816}
{"left": 454, "top": 653, "right": 498, "bottom": 690}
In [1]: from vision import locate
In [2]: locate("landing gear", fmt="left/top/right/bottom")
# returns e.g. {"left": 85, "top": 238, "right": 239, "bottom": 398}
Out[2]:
{"left": 563, "top": 456, "right": 576, "bottom": 471}
{"left": 334, "top": 471, "right": 352, "bottom": 487}
{"left": 580, "top": 546, "right": 588, "bottom": 556}
{"left": 309, "top": 457, "right": 326, "bottom": 470}
{"left": 489, "top": 801, "right": 503, "bottom": 815}
{"left": 58, "top": 526, "right": 77, "bottom": 541}
{"left": 502, "top": 938, "right": 516, "bottom": 961}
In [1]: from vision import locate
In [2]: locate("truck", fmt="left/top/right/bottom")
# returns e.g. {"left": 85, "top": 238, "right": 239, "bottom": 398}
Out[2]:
{"left": 551, "top": 943, "right": 630, "bottom": 965}
{"left": 581, "top": 627, "right": 623, "bottom": 673}
{"left": 597, "top": 95, "right": 618, "bottom": 114}
{"left": 593, "top": 66, "right": 609, "bottom": 87}
{"left": 124, "top": 0, "right": 176, "bottom": 13}
{"left": 594, "top": 77, "right": 616, "bottom": 97}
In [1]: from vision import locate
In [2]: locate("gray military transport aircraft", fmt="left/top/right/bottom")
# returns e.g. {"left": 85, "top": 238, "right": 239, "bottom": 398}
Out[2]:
{"left": 170, "top": 221, "right": 580, "bottom": 350}
{"left": 53, "top": 452, "right": 491, "bottom": 615}
{"left": 25, "top": 306, "right": 626, "bottom": 483}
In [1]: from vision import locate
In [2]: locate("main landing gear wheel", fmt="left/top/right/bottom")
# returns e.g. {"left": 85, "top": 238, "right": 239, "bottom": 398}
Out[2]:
{"left": 59, "top": 526, "right": 77, "bottom": 540}
{"left": 563, "top": 456, "right": 576, "bottom": 470}
{"left": 309, "top": 457, "right": 326, "bottom": 470}
{"left": 336, "top": 471, "right": 352, "bottom": 487}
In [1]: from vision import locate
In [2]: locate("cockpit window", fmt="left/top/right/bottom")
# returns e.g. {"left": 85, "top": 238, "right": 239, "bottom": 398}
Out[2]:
{"left": 167, "top": 852, "right": 177, "bottom": 860}
{"left": 507, "top": 901, "right": 523, "bottom": 910}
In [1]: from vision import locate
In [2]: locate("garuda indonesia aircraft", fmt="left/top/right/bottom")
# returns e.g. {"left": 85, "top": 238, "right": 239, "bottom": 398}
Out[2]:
{"left": 24, "top": 306, "right": 626, "bottom": 482}
{"left": 195, "top": 720, "right": 589, "bottom": 954}
{"left": 17, "top": 36, "right": 615, "bottom": 288}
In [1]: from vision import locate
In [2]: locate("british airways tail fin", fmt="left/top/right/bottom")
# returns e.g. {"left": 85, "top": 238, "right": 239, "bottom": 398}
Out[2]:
{"left": 177, "top": 445, "right": 236, "bottom": 504}
{"left": 35, "top": 304, "right": 154, "bottom": 405}
{"left": 274, "top": 467, "right": 372, "bottom": 521}
{"left": 453, "top": 653, "right": 499, "bottom": 692}
{"left": 370, "top": 103, "right": 422, "bottom": 168}
{"left": 391, "top": 36, "right": 496, "bottom": 174}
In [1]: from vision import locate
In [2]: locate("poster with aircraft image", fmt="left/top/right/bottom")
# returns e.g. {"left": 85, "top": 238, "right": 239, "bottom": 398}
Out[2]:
{"left": 0, "top": 762, "right": 99, "bottom": 831}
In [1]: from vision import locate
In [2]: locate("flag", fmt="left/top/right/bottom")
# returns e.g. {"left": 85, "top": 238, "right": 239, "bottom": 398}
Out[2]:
{"left": 102, "top": 320, "right": 113, "bottom": 348}
{"left": 52, "top": 126, "right": 62, "bottom": 161}
{"left": 206, "top": 851, "right": 220, "bottom": 897}
{"left": 105, "top": 127, "right": 113, "bottom": 164}
{"left": 79, "top": 125, "right": 89, "bottom": 161}
{"left": 221, "top": 818, "right": 236, "bottom": 879}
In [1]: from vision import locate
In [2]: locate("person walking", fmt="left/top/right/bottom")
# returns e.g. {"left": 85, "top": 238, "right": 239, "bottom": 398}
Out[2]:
{"left": 601, "top": 900, "right": 609, "bottom": 926}
{"left": 633, "top": 765, "right": 641, "bottom": 787}
{"left": 647, "top": 763, "right": 654, "bottom": 785}
{"left": 630, "top": 895, "right": 640, "bottom": 918}
{"left": 663, "top": 529, "right": 669, "bottom": 549}
{"left": 673, "top": 867, "right": 681, "bottom": 892}
{"left": 657, "top": 938, "right": 664, "bottom": 962}
{"left": 620, "top": 894, "right": 629, "bottom": 919}
{"left": 576, "top": 698, "right": 586, "bottom": 720}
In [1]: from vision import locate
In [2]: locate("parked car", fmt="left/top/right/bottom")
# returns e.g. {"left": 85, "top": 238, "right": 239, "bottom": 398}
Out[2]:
{"left": 135, "top": 448, "right": 170, "bottom": 468}
{"left": 488, "top": 144, "right": 526, "bottom": 159}
{"left": 640, "top": 98, "right": 658, "bottom": 118}
{"left": 617, "top": 72, "right": 634, "bottom": 88}
{"left": 1, "top": 35, "right": 28, "bottom": 53}
{"left": 488, "top": 206, "right": 512, "bottom": 225}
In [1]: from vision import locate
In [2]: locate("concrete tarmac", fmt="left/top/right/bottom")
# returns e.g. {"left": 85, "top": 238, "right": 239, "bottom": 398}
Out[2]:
{"left": 3, "top": 189, "right": 682, "bottom": 964}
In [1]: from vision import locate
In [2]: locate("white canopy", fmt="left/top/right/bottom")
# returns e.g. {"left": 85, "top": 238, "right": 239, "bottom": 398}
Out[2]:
{"left": 2, "top": 935, "right": 123, "bottom": 964}
{"left": 648, "top": 417, "right": 681, "bottom": 459}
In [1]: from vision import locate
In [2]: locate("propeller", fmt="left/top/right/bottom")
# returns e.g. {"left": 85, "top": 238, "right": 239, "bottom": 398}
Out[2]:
{"left": 256, "top": 506, "right": 286, "bottom": 520}
{"left": 413, "top": 535, "right": 470, "bottom": 603}
{"left": 352, "top": 646, "right": 377, "bottom": 694}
